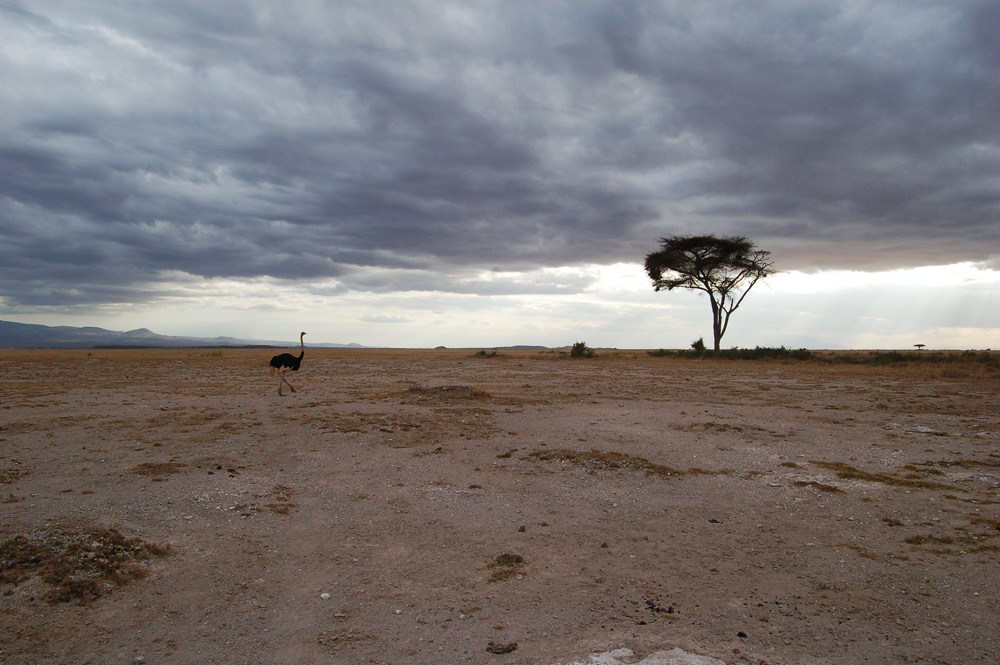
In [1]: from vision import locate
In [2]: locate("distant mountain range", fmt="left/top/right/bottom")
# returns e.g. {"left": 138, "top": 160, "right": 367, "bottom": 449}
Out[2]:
{"left": 0, "top": 320, "right": 364, "bottom": 349}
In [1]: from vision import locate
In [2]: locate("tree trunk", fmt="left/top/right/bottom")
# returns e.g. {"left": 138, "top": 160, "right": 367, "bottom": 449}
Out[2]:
{"left": 710, "top": 296, "right": 723, "bottom": 354}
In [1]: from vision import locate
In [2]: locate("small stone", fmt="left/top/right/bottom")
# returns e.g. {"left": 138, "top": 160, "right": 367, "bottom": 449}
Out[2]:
{"left": 320, "top": 593, "right": 331, "bottom": 600}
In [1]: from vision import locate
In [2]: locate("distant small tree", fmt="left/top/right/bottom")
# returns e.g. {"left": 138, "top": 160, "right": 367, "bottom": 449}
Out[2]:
{"left": 691, "top": 337, "right": 706, "bottom": 355}
{"left": 571, "top": 341, "right": 595, "bottom": 358}
{"left": 645, "top": 235, "right": 776, "bottom": 353}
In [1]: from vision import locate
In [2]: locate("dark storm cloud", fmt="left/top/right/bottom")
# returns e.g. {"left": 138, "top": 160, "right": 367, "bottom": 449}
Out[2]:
{"left": 1, "top": 1, "right": 997, "bottom": 308}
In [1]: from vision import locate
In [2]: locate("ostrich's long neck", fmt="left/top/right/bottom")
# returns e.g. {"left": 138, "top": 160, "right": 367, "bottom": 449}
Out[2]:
{"left": 299, "top": 335, "right": 305, "bottom": 358}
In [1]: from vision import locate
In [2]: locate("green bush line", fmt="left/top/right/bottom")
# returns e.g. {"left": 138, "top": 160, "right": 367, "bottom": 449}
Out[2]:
{"left": 648, "top": 346, "right": 812, "bottom": 360}
{"left": 648, "top": 347, "right": 998, "bottom": 367}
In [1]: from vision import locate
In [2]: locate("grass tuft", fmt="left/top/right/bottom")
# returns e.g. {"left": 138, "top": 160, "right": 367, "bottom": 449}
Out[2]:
{"left": 810, "top": 461, "right": 955, "bottom": 491}
{"left": 0, "top": 526, "right": 169, "bottom": 604}
{"left": 488, "top": 553, "right": 526, "bottom": 583}
{"left": 523, "top": 449, "right": 720, "bottom": 478}
{"left": 794, "top": 480, "right": 845, "bottom": 494}
{"left": 0, "top": 466, "right": 31, "bottom": 484}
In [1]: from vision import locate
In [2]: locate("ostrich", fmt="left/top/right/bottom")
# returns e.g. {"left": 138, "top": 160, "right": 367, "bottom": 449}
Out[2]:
{"left": 269, "top": 332, "right": 306, "bottom": 396}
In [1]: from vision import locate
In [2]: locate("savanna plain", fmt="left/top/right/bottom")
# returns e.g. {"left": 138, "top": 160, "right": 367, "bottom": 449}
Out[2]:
{"left": 1, "top": 348, "right": 999, "bottom": 665}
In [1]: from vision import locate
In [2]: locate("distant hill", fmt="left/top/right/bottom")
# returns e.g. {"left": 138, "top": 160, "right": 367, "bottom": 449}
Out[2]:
{"left": 0, "top": 320, "right": 364, "bottom": 349}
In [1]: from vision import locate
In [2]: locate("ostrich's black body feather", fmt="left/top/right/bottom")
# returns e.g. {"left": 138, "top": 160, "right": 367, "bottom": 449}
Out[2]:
{"left": 269, "top": 350, "right": 303, "bottom": 371}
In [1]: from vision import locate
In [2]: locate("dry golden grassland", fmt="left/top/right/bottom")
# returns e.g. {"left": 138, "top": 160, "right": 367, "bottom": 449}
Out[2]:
{"left": 1, "top": 347, "right": 998, "bottom": 664}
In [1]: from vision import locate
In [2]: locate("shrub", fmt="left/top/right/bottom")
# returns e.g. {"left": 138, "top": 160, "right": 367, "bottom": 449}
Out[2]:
{"left": 691, "top": 337, "right": 706, "bottom": 354}
{"left": 571, "top": 341, "right": 595, "bottom": 358}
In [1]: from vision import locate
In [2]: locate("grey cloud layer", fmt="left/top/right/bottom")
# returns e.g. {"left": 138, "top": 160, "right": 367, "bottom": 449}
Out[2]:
{"left": 2, "top": 1, "right": 997, "bottom": 307}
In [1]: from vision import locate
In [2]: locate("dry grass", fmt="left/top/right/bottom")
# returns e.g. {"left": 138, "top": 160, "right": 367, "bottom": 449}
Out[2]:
{"left": 131, "top": 462, "right": 186, "bottom": 479}
{"left": 794, "top": 480, "right": 845, "bottom": 494}
{"left": 264, "top": 485, "right": 295, "bottom": 514}
{"left": 810, "top": 461, "right": 956, "bottom": 491}
{"left": 0, "top": 526, "right": 169, "bottom": 604}
{"left": 407, "top": 385, "right": 493, "bottom": 401}
{"left": 840, "top": 542, "right": 888, "bottom": 563}
{"left": 926, "top": 458, "right": 1000, "bottom": 471}
{"left": 901, "top": 515, "right": 1000, "bottom": 556}
{"left": 522, "top": 449, "right": 720, "bottom": 478}
{"left": 317, "top": 630, "right": 374, "bottom": 653}
{"left": 303, "top": 407, "right": 498, "bottom": 447}
{"left": 487, "top": 553, "right": 526, "bottom": 583}
{"left": 1, "top": 465, "right": 30, "bottom": 484}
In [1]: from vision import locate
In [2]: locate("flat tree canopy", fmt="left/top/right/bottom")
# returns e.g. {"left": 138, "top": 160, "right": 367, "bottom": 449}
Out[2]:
{"left": 644, "top": 234, "right": 776, "bottom": 352}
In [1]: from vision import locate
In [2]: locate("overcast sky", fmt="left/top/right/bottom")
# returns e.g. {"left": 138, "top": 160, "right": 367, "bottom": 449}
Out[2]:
{"left": 2, "top": 1, "right": 998, "bottom": 349}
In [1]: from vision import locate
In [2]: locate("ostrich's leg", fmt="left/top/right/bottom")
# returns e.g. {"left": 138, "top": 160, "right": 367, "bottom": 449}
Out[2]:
{"left": 279, "top": 369, "right": 296, "bottom": 394}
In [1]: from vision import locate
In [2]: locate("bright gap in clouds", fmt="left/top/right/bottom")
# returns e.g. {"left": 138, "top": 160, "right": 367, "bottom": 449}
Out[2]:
{"left": 746, "top": 263, "right": 1000, "bottom": 350}
{"left": 770, "top": 262, "right": 1000, "bottom": 293}
{"left": 9, "top": 262, "right": 997, "bottom": 350}
{"left": 480, "top": 262, "right": 1000, "bottom": 350}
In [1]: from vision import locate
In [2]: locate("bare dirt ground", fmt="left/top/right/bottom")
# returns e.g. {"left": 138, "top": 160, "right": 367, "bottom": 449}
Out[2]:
{"left": 1, "top": 348, "right": 999, "bottom": 665}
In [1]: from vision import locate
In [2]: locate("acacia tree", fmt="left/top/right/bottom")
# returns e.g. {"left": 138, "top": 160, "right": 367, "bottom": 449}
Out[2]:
{"left": 644, "top": 234, "right": 776, "bottom": 353}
